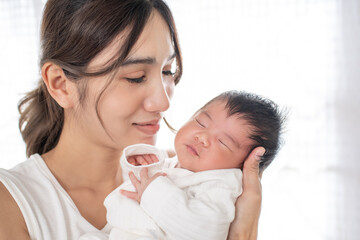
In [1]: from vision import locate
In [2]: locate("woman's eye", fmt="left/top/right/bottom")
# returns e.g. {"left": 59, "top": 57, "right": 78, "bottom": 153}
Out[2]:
{"left": 125, "top": 76, "right": 145, "bottom": 84}
{"left": 162, "top": 70, "right": 176, "bottom": 76}
{"left": 195, "top": 119, "right": 205, "bottom": 127}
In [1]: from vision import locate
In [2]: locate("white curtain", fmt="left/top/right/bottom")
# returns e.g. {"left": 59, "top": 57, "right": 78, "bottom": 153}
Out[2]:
{"left": 0, "top": 0, "right": 44, "bottom": 167}
{"left": 1, "top": 0, "right": 359, "bottom": 239}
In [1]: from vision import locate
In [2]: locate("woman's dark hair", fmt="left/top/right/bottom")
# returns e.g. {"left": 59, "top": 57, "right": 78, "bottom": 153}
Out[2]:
{"left": 205, "top": 90, "right": 286, "bottom": 171}
{"left": 18, "top": 0, "right": 183, "bottom": 157}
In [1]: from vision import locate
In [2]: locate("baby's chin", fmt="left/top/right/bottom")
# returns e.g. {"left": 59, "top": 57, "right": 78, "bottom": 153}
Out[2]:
{"left": 174, "top": 151, "right": 196, "bottom": 171}
{"left": 174, "top": 152, "right": 186, "bottom": 167}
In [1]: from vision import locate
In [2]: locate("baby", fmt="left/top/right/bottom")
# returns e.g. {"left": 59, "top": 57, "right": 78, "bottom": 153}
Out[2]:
{"left": 80, "top": 90, "right": 285, "bottom": 240}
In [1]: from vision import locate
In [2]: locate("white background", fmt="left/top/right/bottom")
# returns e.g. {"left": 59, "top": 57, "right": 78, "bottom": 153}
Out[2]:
{"left": 1, "top": 0, "right": 359, "bottom": 239}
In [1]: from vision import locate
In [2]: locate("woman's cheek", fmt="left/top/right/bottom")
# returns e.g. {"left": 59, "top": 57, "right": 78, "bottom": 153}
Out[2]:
{"left": 165, "top": 80, "right": 175, "bottom": 100}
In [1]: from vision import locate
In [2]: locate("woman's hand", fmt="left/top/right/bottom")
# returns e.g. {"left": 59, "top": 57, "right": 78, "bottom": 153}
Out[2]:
{"left": 227, "top": 147, "right": 265, "bottom": 240}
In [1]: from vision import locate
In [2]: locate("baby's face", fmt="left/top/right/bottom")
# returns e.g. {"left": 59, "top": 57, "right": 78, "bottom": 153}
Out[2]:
{"left": 174, "top": 100, "right": 254, "bottom": 172}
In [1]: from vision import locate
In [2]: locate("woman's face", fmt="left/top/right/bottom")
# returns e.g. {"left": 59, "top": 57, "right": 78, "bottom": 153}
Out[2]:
{"left": 70, "top": 11, "right": 176, "bottom": 151}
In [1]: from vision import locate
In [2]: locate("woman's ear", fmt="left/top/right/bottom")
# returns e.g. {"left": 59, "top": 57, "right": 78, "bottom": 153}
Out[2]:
{"left": 41, "top": 62, "right": 78, "bottom": 109}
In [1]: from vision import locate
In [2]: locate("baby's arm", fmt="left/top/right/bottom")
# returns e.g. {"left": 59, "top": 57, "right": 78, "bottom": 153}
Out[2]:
{"left": 122, "top": 169, "right": 238, "bottom": 240}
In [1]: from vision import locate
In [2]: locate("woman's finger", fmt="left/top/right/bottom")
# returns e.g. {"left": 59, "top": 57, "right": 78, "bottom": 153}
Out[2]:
{"left": 227, "top": 147, "right": 265, "bottom": 240}
{"left": 242, "top": 147, "right": 265, "bottom": 193}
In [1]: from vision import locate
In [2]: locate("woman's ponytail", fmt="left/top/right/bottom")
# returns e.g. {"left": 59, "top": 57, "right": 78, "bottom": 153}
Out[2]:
{"left": 18, "top": 81, "right": 63, "bottom": 157}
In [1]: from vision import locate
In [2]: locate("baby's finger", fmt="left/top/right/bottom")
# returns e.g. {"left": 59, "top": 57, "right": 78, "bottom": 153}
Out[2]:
{"left": 136, "top": 155, "right": 148, "bottom": 165}
{"left": 150, "top": 172, "right": 167, "bottom": 182}
{"left": 120, "top": 189, "right": 138, "bottom": 201}
{"left": 149, "top": 154, "right": 159, "bottom": 163}
{"left": 143, "top": 154, "right": 153, "bottom": 164}
{"left": 128, "top": 156, "right": 136, "bottom": 165}
{"left": 139, "top": 168, "right": 149, "bottom": 181}
{"left": 128, "top": 172, "right": 140, "bottom": 189}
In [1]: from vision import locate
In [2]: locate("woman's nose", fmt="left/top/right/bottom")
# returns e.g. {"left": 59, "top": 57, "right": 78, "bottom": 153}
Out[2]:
{"left": 195, "top": 133, "right": 210, "bottom": 147}
{"left": 144, "top": 77, "right": 172, "bottom": 113}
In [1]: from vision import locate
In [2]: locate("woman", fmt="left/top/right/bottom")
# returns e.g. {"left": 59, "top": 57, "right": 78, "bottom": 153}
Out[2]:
{"left": 0, "top": 0, "right": 263, "bottom": 239}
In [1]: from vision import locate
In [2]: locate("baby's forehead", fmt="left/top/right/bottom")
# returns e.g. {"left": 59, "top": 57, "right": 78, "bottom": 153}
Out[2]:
{"left": 198, "top": 100, "right": 247, "bottom": 122}
{"left": 198, "top": 104, "right": 253, "bottom": 135}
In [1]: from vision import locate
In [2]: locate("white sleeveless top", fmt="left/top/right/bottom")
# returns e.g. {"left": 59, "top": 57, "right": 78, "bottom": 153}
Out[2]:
{"left": 0, "top": 154, "right": 111, "bottom": 240}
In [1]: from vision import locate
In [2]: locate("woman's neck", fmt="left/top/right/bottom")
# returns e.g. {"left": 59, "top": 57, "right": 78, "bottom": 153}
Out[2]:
{"left": 41, "top": 129, "right": 123, "bottom": 192}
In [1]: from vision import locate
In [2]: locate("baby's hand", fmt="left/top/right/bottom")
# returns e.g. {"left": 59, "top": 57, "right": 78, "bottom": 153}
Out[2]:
{"left": 120, "top": 168, "right": 166, "bottom": 203}
{"left": 127, "top": 154, "right": 159, "bottom": 166}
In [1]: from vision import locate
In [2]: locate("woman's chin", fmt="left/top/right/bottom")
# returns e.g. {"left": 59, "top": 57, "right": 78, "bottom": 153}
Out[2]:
{"left": 129, "top": 135, "right": 157, "bottom": 146}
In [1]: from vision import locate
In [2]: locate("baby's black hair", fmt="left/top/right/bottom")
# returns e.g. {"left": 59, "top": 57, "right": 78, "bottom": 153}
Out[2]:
{"left": 204, "top": 90, "right": 286, "bottom": 171}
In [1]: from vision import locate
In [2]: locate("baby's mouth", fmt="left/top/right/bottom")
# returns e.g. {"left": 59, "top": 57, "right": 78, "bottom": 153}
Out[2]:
{"left": 185, "top": 144, "right": 199, "bottom": 157}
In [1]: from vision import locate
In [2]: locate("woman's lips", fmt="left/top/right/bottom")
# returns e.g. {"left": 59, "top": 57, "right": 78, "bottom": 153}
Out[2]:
{"left": 185, "top": 144, "right": 199, "bottom": 156}
{"left": 133, "top": 120, "right": 160, "bottom": 135}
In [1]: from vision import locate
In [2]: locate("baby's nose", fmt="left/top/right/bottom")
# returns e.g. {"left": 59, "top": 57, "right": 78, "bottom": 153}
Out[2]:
{"left": 195, "top": 133, "right": 210, "bottom": 147}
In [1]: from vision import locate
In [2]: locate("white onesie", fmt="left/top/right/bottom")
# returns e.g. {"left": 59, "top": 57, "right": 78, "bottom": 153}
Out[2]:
{"left": 81, "top": 144, "right": 242, "bottom": 240}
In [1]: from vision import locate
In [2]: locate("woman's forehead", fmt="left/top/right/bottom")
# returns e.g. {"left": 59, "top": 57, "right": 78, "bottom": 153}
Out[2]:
{"left": 126, "top": 11, "right": 174, "bottom": 63}
{"left": 88, "top": 10, "right": 174, "bottom": 72}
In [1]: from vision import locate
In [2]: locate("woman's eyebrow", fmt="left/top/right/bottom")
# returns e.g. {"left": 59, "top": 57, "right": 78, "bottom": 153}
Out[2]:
{"left": 121, "top": 57, "right": 155, "bottom": 66}
{"left": 121, "top": 52, "right": 176, "bottom": 66}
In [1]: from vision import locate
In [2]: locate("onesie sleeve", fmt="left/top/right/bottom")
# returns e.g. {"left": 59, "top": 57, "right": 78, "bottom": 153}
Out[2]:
{"left": 119, "top": 144, "right": 168, "bottom": 182}
{"left": 140, "top": 175, "right": 240, "bottom": 240}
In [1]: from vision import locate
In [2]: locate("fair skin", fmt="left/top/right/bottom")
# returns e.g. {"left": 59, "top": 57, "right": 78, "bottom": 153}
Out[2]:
{"left": 175, "top": 100, "right": 254, "bottom": 172}
{"left": 122, "top": 100, "right": 255, "bottom": 201}
{"left": 0, "top": 10, "right": 263, "bottom": 240}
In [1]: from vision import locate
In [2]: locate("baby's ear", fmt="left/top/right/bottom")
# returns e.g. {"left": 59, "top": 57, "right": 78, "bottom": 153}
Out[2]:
{"left": 41, "top": 62, "right": 78, "bottom": 109}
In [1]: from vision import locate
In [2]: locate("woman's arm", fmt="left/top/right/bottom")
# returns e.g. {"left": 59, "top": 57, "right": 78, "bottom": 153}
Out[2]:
{"left": 0, "top": 182, "right": 30, "bottom": 239}
{"left": 227, "top": 147, "right": 265, "bottom": 240}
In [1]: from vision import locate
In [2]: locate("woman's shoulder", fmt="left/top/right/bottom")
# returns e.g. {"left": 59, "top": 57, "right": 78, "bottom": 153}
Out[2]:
{"left": 0, "top": 154, "right": 44, "bottom": 185}
{"left": 0, "top": 154, "right": 102, "bottom": 239}
{"left": 0, "top": 154, "right": 57, "bottom": 239}
{"left": 0, "top": 154, "right": 65, "bottom": 211}
{"left": 0, "top": 182, "right": 30, "bottom": 239}
{"left": 1, "top": 153, "right": 39, "bottom": 171}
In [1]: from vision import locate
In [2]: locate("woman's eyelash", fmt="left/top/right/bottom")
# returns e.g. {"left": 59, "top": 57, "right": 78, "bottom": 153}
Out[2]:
{"left": 195, "top": 119, "right": 205, "bottom": 127}
{"left": 125, "top": 76, "right": 145, "bottom": 83}
{"left": 125, "top": 71, "right": 173, "bottom": 83}
{"left": 162, "top": 70, "right": 176, "bottom": 76}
